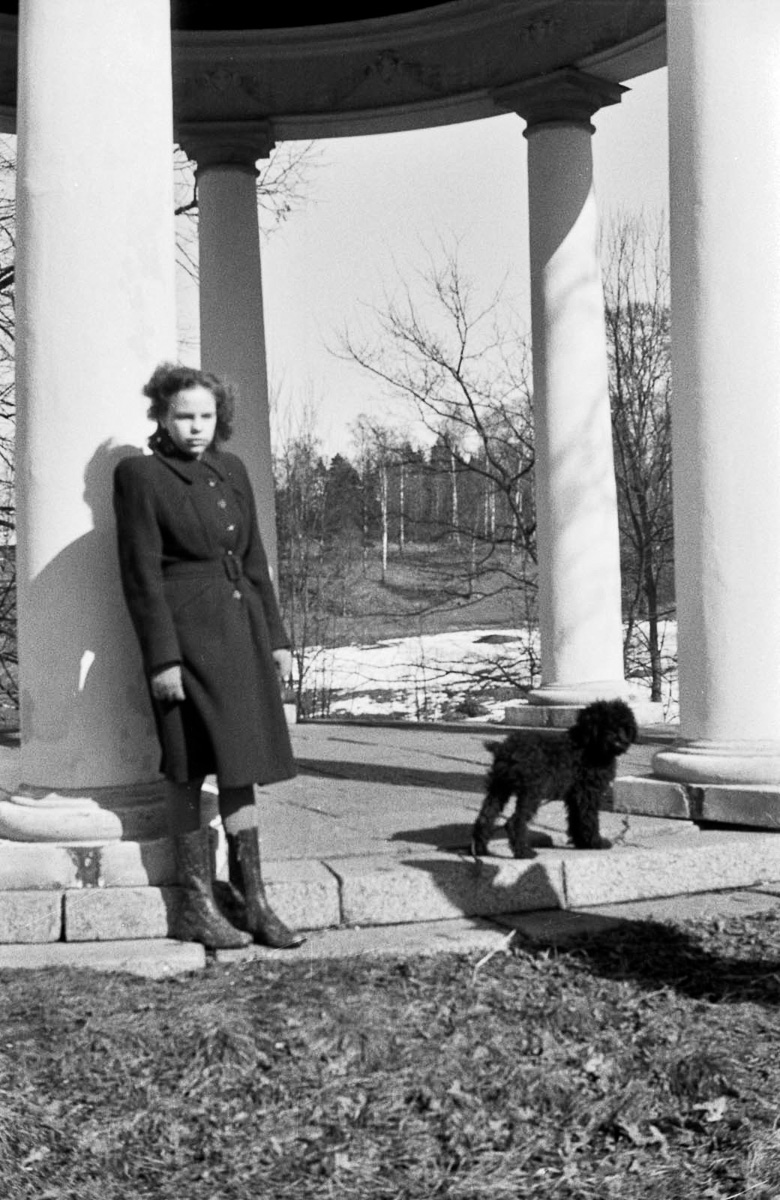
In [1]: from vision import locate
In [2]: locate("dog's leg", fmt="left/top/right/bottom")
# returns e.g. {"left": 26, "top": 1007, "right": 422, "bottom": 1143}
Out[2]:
{"left": 564, "top": 780, "right": 612, "bottom": 850}
{"left": 505, "top": 803, "right": 537, "bottom": 859}
{"left": 471, "top": 779, "right": 513, "bottom": 857}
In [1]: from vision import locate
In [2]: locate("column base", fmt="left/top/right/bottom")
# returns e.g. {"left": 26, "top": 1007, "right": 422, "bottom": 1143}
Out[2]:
{"left": 528, "top": 680, "right": 631, "bottom": 706}
{"left": 516, "top": 681, "right": 664, "bottom": 728}
{"left": 614, "top": 773, "right": 780, "bottom": 831}
{"left": 505, "top": 697, "right": 666, "bottom": 729}
{"left": 653, "top": 740, "right": 780, "bottom": 787}
{"left": 0, "top": 781, "right": 168, "bottom": 843}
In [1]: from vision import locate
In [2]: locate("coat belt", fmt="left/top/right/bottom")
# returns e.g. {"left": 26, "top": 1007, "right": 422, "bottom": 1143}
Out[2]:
{"left": 163, "top": 553, "right": 243, "bottom": 583}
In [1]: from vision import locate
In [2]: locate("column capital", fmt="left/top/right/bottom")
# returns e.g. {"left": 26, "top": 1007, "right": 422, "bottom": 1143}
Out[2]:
{"left": 494, "top": 68, "right": 627, "bottom": 134}
{"left": 176, "top": 119, "right": 275, "bottom": 174}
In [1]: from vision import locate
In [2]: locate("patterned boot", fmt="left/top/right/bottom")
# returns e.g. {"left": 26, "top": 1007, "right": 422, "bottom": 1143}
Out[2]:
{"left": 226, "top": 828, "right": 303, "bottom": 949}
{"left": 170, "top": 829, "right": 252, "bottom": 950}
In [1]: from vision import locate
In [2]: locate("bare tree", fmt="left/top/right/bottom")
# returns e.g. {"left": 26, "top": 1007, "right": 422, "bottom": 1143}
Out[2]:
{"left": 342, "top": 244, "right": 537, "bottom": 618}
{"left": 273, "top": 401, "right": 333, "bottom": 718}
{"left": 0, "top": 134, "right": 17, "bottom": 708}
{"left": 603, "top": 211, "right": 674, "bottom": 702}
{"left": 350, "top": 417, "right": 409, "bottom": 583}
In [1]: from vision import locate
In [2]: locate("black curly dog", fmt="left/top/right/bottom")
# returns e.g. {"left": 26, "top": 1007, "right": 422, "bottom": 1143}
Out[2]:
{"left": 470, "top": 699, "right": 638, "bottom": 859}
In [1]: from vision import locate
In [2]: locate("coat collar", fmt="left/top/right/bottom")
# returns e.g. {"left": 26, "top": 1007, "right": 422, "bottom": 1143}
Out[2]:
{"left": 149, "top": 428, "right": 226, "bottom": 484}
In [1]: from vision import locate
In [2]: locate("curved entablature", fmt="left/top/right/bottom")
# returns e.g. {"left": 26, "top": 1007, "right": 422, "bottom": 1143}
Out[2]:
{"left": 0, "top": 2, "right": 666, "bottom": 139}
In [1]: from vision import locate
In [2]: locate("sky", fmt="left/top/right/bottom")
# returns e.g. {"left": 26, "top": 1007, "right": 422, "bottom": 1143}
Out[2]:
{"left": 242, "top": 67, "right": 668, "bottom": 459}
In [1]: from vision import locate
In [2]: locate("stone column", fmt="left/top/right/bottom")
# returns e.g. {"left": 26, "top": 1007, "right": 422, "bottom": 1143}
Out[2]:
{"left": 653, "top": 0, "right": 780, "bottom": 785}
{"left": 177, "top": 122, "right": 279, "bottom": 578}
{"left": 497, "top": 71, "right": 628, "bottom": 707}
{"left": 0, "top": 0, "right": 178, "bottom": 840}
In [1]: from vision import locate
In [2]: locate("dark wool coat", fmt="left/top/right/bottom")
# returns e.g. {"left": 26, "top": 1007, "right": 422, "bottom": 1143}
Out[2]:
{"left": 113, "top": 441, "right": 296, "bottom": 787}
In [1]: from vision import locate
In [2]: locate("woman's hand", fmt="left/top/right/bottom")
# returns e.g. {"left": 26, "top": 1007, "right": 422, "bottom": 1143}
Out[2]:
{"left": 150, "top": 664, "right": 185, "bottom": 703}
{"left": 272, "top": 648, "right": 292, "bottom": 684}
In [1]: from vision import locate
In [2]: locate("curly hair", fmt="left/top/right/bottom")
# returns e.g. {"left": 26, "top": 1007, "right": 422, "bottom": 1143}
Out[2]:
{"left": 143, "top": 362, "right": 235, "bottom": 442}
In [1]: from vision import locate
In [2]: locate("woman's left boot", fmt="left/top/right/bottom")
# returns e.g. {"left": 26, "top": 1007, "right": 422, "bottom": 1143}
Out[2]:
{"left": 226, "top": 828, "right": 303, "bottom": 949}
{"left": 170, "top": 829, "right": 252, "bottom": 950}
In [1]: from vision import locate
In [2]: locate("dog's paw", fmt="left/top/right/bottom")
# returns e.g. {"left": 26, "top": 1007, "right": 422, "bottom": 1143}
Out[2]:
{"left": 511, "top": 846, "right": 537, "bottom": 860}
{"left": 570, "top": 836, "right": 612, "bottom": 851}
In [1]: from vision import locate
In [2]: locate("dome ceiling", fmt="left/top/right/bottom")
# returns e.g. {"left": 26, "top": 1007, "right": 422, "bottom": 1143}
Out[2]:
{"left": 0, "top": 2, "right": 465, "bottom": 21}
{"left": 171, "top": 2, "right": 459, "bottom": 29}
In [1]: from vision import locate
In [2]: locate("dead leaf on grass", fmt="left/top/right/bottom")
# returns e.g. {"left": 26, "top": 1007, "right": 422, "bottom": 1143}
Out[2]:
{"left": 20, "top": 1146, "right": 50, "bottom": 1169}
{"left": 693, "top": 1095, "right": 729, "bottom": 1123}
{"left": 583, "top": 1052, "right": 616, "bottom": 1080}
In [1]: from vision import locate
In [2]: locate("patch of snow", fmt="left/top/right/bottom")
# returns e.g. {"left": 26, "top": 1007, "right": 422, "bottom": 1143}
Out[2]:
{"left": 295, "top": 622, "right": 679, "bottom": 723}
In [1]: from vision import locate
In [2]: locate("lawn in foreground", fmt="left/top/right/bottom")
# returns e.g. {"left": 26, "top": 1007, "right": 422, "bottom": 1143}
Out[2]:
{"left": 2, "top": 912, "right": 780, "bottom": 1199}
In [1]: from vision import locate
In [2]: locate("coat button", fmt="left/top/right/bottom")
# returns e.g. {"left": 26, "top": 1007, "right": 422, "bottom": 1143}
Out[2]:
{"left": 208, "top": 479, "right": 217, "bottom": 487}
{"left": 217, "top": 499, "right": 227, "bottom": 509}
{"left": 232, "top": 589, "right": 242, "bottom": 599}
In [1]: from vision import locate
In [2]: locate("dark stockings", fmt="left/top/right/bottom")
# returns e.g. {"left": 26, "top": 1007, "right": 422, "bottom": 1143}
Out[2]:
{"left": 165, "top": 779, "right": 258, "bottom": 836}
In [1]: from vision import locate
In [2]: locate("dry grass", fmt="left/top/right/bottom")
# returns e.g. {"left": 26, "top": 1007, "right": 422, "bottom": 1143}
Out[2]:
{"left": 3, "top": 909, "right": 780, "bottom": 1198}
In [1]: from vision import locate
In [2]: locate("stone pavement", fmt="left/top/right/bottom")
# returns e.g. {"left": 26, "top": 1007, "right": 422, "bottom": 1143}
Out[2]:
{"left": 2, "top": 719, "right": 780, "bottom": 976}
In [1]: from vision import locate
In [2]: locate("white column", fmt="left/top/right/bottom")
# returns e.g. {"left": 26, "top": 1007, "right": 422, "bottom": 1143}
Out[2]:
{"left": 178, "top": 123, "right": 279, "bottom": 578}
{"left": 0, "top": 0, "right": 177, "bottom": 840}
{"left": 654, "top": 0, "right": 780, "bottom": 785}
{"left": 500, "top": 71, "right": 628, "bottom": 705}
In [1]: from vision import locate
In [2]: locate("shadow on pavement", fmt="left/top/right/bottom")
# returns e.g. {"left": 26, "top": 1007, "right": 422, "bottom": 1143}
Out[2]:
{"left": 389, "top": 825, "right": 554, "bottom": 852}
{"left": 390, "top": 822, "right": 475, "bottom": 850}
{"left": 398, "top": 854, "right": 565, "bottom": 920}
{"left": 294, "top": 758, "right": 483, "bottom": 793}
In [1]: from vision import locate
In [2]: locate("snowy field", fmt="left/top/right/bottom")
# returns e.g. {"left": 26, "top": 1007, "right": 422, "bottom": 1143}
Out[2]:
{"left": 295, "top": 621, "right": 679, "bottom": 724}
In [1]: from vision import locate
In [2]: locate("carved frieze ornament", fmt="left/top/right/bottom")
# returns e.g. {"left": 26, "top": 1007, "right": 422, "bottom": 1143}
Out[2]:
{"left": 175, "top": 67, "right": 269, "bottom": 124}
{"left": 334, "top": 46, "right": 444, "bottom": 109}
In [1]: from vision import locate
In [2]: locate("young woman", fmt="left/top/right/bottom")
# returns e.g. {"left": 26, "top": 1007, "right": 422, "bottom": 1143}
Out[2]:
{"left": 113, "top": 362, "right": 299, "bottom": 950}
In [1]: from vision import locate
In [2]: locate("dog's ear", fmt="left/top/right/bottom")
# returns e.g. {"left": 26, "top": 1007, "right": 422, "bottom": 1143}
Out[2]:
{"left": 568, "top": 702, "right": 608, "bottom": 751}
{"left": 611, "top": 700, "right": 639, "bottom": 744}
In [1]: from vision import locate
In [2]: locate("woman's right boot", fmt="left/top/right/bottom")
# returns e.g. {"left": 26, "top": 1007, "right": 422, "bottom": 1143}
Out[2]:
{"left": 170, "top": 828, "right": 252, "bottom": 950}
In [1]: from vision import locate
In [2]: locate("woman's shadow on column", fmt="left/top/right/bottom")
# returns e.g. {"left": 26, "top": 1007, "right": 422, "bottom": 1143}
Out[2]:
{"left": 21, "top": 439, "right": 163, "bottom": 796}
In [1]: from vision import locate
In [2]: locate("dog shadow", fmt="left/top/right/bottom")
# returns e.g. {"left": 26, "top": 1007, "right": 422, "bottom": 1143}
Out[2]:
{"left": 391, "top": 823, "right": 475, "bottom": 851}
{"left": 390, "top": 824, "right": 554, "bottom": 853}
{"left": 515, "top": 913, "right": 780, "bottom": 1008}
{"left": 398, "top": 852, "right": 567, "bottom": 921}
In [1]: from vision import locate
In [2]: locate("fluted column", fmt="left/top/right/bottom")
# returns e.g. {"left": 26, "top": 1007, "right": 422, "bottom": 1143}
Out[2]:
{"left": 653, "top": 0, "right": 780, "bottom": 785}
{"left": 178, "top": 122, "right": 279, "bottom": 578}
{"left": 0, "top": 0, "right": 178, "bottom": 840}
{"left": 498, "top": 71, "right": 628, "bottom": 706}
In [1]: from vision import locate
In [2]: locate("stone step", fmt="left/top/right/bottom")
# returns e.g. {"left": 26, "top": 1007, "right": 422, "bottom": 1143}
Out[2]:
{"left": 0, "top": 938, "right": 205, "bottom": 977}
{"left": 1, "top": 825, "right": 780, "bottom": 945}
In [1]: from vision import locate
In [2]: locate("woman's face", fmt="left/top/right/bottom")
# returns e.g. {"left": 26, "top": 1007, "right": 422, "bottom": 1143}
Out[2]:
{"left": 161, "top": 385, "right": 217, "bottom": 458}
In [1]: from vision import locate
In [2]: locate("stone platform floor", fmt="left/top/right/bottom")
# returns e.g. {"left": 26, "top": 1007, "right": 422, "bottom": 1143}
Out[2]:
{"left": 1, "top": 719, "right": 780, "bottom": 973}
